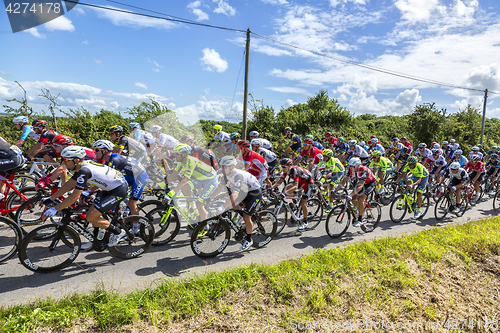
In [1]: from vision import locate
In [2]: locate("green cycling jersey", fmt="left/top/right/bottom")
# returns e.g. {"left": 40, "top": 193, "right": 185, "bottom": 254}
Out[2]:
{"left": 403, "top": 162, "right": 429, "bottom": 178}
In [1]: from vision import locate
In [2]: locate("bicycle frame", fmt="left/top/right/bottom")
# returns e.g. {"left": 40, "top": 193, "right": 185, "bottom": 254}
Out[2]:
{"left": 0, "top": 174, "right": 31, "bottom": 214}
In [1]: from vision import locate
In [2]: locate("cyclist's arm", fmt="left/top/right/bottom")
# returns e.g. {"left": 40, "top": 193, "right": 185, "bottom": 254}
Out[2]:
{"left": 27, "top": 142, "right": 43, "bottom": 159}
{"left": 54, "top": 184, "right": 82, "bottom": 211}
{"left": 271, "top": 177, "right": 284, "bottom": 189}
{"left": 352, "top": 179, "right": 365, "bottom": 196}
{"left": 15, "top": 139, "right": 25, "bottom": 147}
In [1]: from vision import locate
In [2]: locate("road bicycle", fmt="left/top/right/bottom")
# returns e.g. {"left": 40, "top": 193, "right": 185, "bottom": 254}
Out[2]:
{"left": 434, "top": 187, "right": 469, "bottom": 220}
{"left": 0, "top": 172, "right": 40, "bottom": 220}
{"left": 464, "top": 180, "right": 483, "bottom": 206}
{"left": 0, "top": 216, "right": 23, "bottom": 263}
{"left": 190, "top": 209, "right": 277, "bottom": 258}
{"left": 18, "top": 203, "right": 155, "bottom": 273}
{"left": 389, "top": 185, "right": 430, "bottom": 223}
{"left": 324, "top": 193, "right": 382, "bottom": 238}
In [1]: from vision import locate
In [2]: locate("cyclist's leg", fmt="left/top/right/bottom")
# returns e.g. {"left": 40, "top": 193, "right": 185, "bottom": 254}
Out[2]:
{"left": 91, "top": 183, "right": 128, "bottom": 233}
{"left": 128, "top": 173, "right": 149, "bottom": 215}
{"left": 415, "top": 176, "right": 428, "bottom": 207}
{"left": 0, "top": 155, "right": 25, "bottom": 196}
{"left": 194, "top": 177, "right": 218, "bottom": 220}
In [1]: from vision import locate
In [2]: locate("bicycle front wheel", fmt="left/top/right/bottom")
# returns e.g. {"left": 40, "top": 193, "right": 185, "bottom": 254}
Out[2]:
{"left": 361, "top": 201, "right": 381, "bottom": 232}
{"left": 494, "top": 191, "right": 500, "bottom": 211}
{"left": 434, "top": 195, "right": 450, "bottom": 220}
{"left": 190, "top": 218, "right": 230, "bottom": 258}
{"left": 389, "top": 194, "right": 407, "bottom": 223}
{"left": 15, "top": 196, "right": 63, "bottom": 235}
{"left": 0, "top": 217, "right": 22, "bottom": 263}
{"left": 108, "top": 216, "right": 155, "bottom": 259}
{"left": 18, "top": 225, "right": 81, "bottom": 273}
{"left": 146, "top": 206, "right": 181, "bottom": 246}
{"left": 251, "top": 210, "right": 277, "bottom": 248}
{"left": 304, "top": 198, "right": 324, "bottom": 229}
{"left": 4, "top": 186, "right": 39, "bottom": 220}
{"left": 325, "top": 204, "right": 350, "bottom": 238}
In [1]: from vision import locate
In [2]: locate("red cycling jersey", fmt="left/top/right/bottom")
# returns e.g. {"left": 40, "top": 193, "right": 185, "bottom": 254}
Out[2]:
{"left": 242, "top": 149, "right": 268, "bottom": 183}
{"left": 282, "top": 165, "right": 313, "bottom": 192}
{"left": 348, "top": 165, "right": 377, "bottom": 183}
{"left": 324, "top": 137, "right": 337, "bottom": 147}
{"left": 300, "top": 147, "right": 324, "bottom": 165}
{"left": 465, "top": 161, "right": 485, "bottom": 173}
{"left": 38, "top": 130, "right": 59, "bottom": 145}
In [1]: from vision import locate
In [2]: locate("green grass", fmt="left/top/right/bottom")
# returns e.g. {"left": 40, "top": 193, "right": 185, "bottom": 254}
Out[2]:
{"left": 2, "top": 216, "right": 500, "bottom": 332}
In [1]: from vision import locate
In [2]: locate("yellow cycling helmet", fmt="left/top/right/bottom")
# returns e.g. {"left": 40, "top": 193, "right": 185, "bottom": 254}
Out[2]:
{"left": 173, "top": 143, "right": 192, "bottom": 154}
{"left": 213, "top": 124, "right": 222, "bottom": 133}
{"left": 322, "top": 149, "right": 333, "bottom": 157}
{"left": 371, "top": 150, "right": 382, "bottom": 157}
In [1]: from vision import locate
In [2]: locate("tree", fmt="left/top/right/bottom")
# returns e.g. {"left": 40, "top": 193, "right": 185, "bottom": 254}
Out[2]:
{"left": 408, "top": 103, "right": 446, "bottom": 145}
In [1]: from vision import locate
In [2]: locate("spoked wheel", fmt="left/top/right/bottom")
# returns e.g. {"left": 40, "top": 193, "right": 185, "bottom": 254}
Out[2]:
{"left": 325, "top": 204, "right": 350, "bottom": 238}
{"left": 4, "top": 187, "right": 40, "bottom": 220}
{"left": 434, "top": 195, "right": 450, "bottom": 220}
{"left": 190, "top": 217, "right": 230, "bottom": 258}
{"left": 493, "top": 191, "right": 500, "bottom": 211}
{"left": 18, "top": 225, "right": 81, "bottom": 273}
{"left": 260, "top": 194, "right": 287, "bottom": 236}
{"left": 304, "top": 198, "right": 324, "bottom": 230}
{"left": 108, "top": 216, "right": 155, "bottom": 259}
{"left": 379, "top": 181, "right": 397, "bottom": 205}
{"left": 251, "top": 210, "right": 277, "bottom": 248}
{"left": 416, "top": 194, "right": 431, "bottom": 219}
{"left": 389, "top": 194, "right": 407, "bottom": 223}
{"left": 15, "top": 196, "right": 63, "bottom": 236}
{"left": 0, "top": 217, "right": 23, "bottom": 263}
{"left": 361, "top": 201, "right": 381, "bottom": 232}
{"left": 146, "top": 206, "right": 181, "bottom": 246}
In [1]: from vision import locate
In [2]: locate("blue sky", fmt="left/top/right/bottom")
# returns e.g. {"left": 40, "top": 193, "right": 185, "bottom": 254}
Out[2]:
{"left": 1, "top": 0, "right": 500, "bottom": 125}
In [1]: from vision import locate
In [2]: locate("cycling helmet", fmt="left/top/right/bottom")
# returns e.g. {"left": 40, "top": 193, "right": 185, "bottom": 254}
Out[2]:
{"left": 401, "top": 146, "right": 409, "bottom": 153}
{"left": 325, "top": 132, "right": 332, "bottom": 137}
{"left": 491, "top": 153, "right": 498, "bottom": 159}
{"left": 180, "top": 135, "right": 195, "bottom": 144}
{"left": 433, "top": 144, "right": 440, "bottom": 149}
{"left": 338, "top": 137, "right": 344, "bottom": 142}
{"left": 305, "top": 134, "right": 313, "bottom": 139}
{"left": 229, "top": 132, "right": 241, "bottom": 140}
{"left": 431, "top": 142, "right": 437, "bottom": 147}
{"left": 284, "top": 127, "right": 292, "bottom": 132}
{"left": 303, "top": 138, "right": 313, "bottom": 145}
{"left": 443, "top": 141, "right": 449, "bottom": 145}
{"left": 449, "top": 162, "right": 460, "bottom": 170}
{"left": 237, "top": 140, "right": 251, "bottom": 149}
{"left": 249, "top": 131, "right": 259, "bottom": 137}
{"left": 370, "top": 135, "right": 376, "bottom": 139}
{"left": 359, "top": 141, "right": 365, "bottom": 147}
{"left": 213, "top": 124, "right": 222, "bottom": 133}
{"left": 129, "top": 122, "right": 140, "bottom": 130}
{"left": 472, "top": 146, "right": 479, "bottom": 151}
{"left": 220, "top": 155, "right": 237, "bottom": 166}
{"left": 392, "top": 137, "right": 399, "bottom": 142}
{"left": 370, "top": 138, "right": 378, "bottom": 144}
{"left": 470, "top": 155, "right": 481, "bottom": 161}
{"left": 348, "top": 157, "right": 361, "bottom": 167}
{"left": 322, "top": 149, "right": 333, "bottom": 157}
{"left": 431, "top": 149, "right": 440, "bottom": 155}
{"left": 173, "top": 143, "right": 192, "bottom": 154}
{"left": 13, "top": 116, "right": 28, "bottom": 124}
{"left": 32, "top": 119, "right": 47, "bottom": 128}
{"left": 418, "top": 143, "right": 426, "bottom": 148}
{"left": 61, "top": 146, "right": 86, "bottom": 160}
{"left": 371, "top": 150, "right": 382, "bottom": 157}
{"left": 348, "top": 140, "right": 357, "bottom": 147}
{"left": 52, "top": 134, "right": 73, "bottom": 146}
{"left": 401, "top": 137, "right": 407, "bottom": 140}
{"left": 280, "top": 158, "right": 293, "bottom": 166}
{"left": 479, "top": 144, "right": 483, "bottom": 148}
{"left": 251, "top": 139, "right": 262, "bottom": 146}
{"left": 109, "top": 125, "right": 123, "bottom": 133}
{"left": 450, "top": 139, "right": 456, "bottom": 143}
{"left": 150, "top": 125, "right": 162, "bottom": 133}
{"left": 455, "top": 149, "right": 462, "bottom": 155}
{"left": 407, "top": 156, "right": 418, "bottom": 164}
{"left": 93, "top": 139, "right": 114, "bottom": 151}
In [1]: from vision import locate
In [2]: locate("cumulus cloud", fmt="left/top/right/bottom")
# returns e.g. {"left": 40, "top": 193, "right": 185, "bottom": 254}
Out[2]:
{"left": 110, "top": 101, "right": 120, "bottom": 109}
{"left": 135, "top": 82, "right": 148, "bottom": 89}
{"left": 384, "top": 89, "right": 422, "bottom": 114}
{"left": 173, "top": 96, "right": 242, "bottom": 124}
{"left": 44, "top": 15, "right": 75, "bottom": 32}
{"left": 212, "top": 0, "right": 237, "bottom": 17}
{"left": 261, "top": 0, "right": 288, "bottom": 4}
{"left": 188, "top": 1, "right": 209, "bottom": 21}
{"left": 0, "top": 70, "right": 12, "bottom": 76}
{"left": 265, "top": 87, "right": 311, "bottom": 95}
{"left": 200, "top": 48, "right": 228, "bottom": 73}
{"left": 283, "top": 99, "right": 298, "bottom": 108}
{"left": 24, "top": 27, "right": 45, "bottom": 39}
{"left": 93, "top": 6, "right": 177, "bottom": 30}
{"left": 395, "top": 0, "right": 439, "bottom": 23}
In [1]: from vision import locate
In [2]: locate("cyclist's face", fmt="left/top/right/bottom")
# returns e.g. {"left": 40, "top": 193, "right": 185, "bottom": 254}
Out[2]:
{"left": 250, "top": 136, "right": 255, "bottom": 140}
{"left": 109, "top": 132, "right": 117, "bottom": 140}
{"left": 251, "top": 144, "right": 259, "bottom": 152}
{"left": 63, "top": 159, "right": 75, "bottom": 170}
{"left": 14, "top": 123, "right": 21, "bottom": 130}
{"left": 451, "top": 168, "right": 459, "bottom": 174}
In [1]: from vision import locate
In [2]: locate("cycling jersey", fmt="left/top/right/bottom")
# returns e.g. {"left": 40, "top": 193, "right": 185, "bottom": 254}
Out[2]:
{"left": 282, "top": 165, "right": 312, "bottom": 183}
{"left": 371, "top": 143, "right": 385, "bottom": 155}
{"left": 416, "top": 148, "right": 432, "bottom": 159}
{"left": 72, "top": 161, "right": 126, "bottom": 191}
{"left": 465, "top": 161, "right": 485, "bottom": 173}
{"left": 242, "top": 150, "right": 268, "bottom": 184}
{"left": 257, "top": 147, "right": 277, "bottom": 163}
{"left": 389, "top": 142, "right": 403, "bottom": 151}
{"left": 468, "top": 152, "right": 484, "bottom": 161}
{"left": 0, "top": 137, "right": 26, "bottom": 174}
{"left": 449, "top": 143, "right": 460, "bottom": 151}
{"left": 155, "top": 133, "right": 179, "bottom": 149}
{"left": 213, "top": 131, "right": 231, "bottom": 143}
{"left": 318, "top": 157, "right": 344, "bottom": 173}
{"left": 259, "top": 138, "right": 273, "bottom": 150}
{"left": 0, "top": 137, "right": 22, "bottom": 158}
{"left": 336, "top": 142, "right": 349, "bottom": 153}
{"left": 191, "top": 145, "right": 218, "bottom": 170}
{"left": 174, "top": 155, "right": 216, "bottom": 181}
{"left": 403, "top": 162, "right": 429, "bottom": 178}
{"left": 133, "top": 130, "right": 155, "bottom": 147}
{"left": 369, "top": 156, "right": 393, "bottom": 171}
{"left": 426, "top": 154, "right": 447, "bottom": 167}
{"left": 442, "top": 167, "right": 468, "bottom": 181}
{"left": 348, "top": 165, "right": 377, "bottom": 183}
{"left": 221, "top": 169, "right": 261, "bottom": 193}
{"left": 312, "top": 141, "right": 324, "bottom": 150}
{"left": 38, "top": 130, "right": 59, "bottom": 145}
{"left": 401, "top": 140, "right": 413, "bottom": 153}
{"left": 19, "top": 125, "right": 40, "bottom": 141}
{"left": 350, "top": 145, "right": 369, "bottom": 159}
{"left": 452, "top": 155, "right": 468, "bottom": 167}
{"left": 324, "top": 137, "right": 337, "bottom": 147}
{"left": 108, "top": 154, "right": 147, "bottom": 176}
{"left": 300, "top": 146, "right": 324, "bottom": 165}
{"left": 114, "top": 135, "right": 147, "bottom": 162}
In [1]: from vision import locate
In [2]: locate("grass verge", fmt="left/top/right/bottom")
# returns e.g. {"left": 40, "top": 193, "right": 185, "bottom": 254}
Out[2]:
{"left": 2, "top": 216, "right": 500, "bottom": 332}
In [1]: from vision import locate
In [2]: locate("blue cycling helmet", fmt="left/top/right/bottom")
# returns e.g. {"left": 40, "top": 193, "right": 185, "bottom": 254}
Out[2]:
{"left": 128, "top": 122, "right": 140, "bottom": 130}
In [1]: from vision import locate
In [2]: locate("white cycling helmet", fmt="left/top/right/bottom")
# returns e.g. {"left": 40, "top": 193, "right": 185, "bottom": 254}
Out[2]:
{"left": 129, "top": 122, "right": 140, "bottom": 130}
{"left": 370, "top": 138, "right": 378, "bottom": 144}
{"left": 220, "top": 155, "right": 238, "bottom": 166}
{"left": 249, "top": 131, "right": 259, "bottom": 137}
{"left": 61, "top": 146, "right": 86, "bottom": 160}
{"left": 13, "top": 116, "right": 28, "bottom": 124}
{"left": 449, "top": 162, "right": 460, "bottom": 170}
{"left": 150, "top": 125, "right": 162, "bottom": 133}
{"left": 348, "top": 140, "right": 357, "bottom": 147}
{"left": 93, "top": 140, "right": 114, "bottom": 151}
{"left": 359, "top": 141, "right": 365, "bottom": 146}
{"left": 251, "top": 138, "right": 262, "bottom": 146}
{"left": 348, "top": 157, "right": 361, "bottom": 167}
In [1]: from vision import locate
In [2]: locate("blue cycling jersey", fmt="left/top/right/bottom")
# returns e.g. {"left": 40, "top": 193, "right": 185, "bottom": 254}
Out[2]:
{"left": 312, "top": 141, "right": 324, "bottom": 150}
{"left": 19, "top": 125, "right": 40, "bottom": 141}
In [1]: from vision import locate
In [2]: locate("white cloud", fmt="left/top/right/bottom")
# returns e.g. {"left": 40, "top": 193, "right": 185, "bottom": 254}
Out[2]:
{"left": 74, "top": 7, "right": 85, "bottom": 15}
{"left": 109, "top": 91, "right": 169, "bottom": 101}
{"left": 135, "top": 82, "right": 148, "bottom": 89}
{"left": 213, "top": 0, "right": 237, "bottom": 17}
{"left": 200, "top": 48, "right": 228, "bottom": 73}
{"left": 94, "top": 59, "right": 103, "bottom": 65}
{"left": 261, "top": 0, "right": 288, "bottom": 4}
{"left": 24, "top": 27, "right": 45, "bottom": 39}
{"left": 384, "top": 89, "right": 422, "bottom": 114}
{"left": 82, "top": 40, "right": 88, "bottom": 45}
{"left": 152, "top": 68, "right": 161, "bottom": 73}
{"left": 44, "top": 15, "right": 75, "bottom": 32}
{"left": 148, "top": 58, "right": 163, "bottom": 72}
{"left": 93, "top": 6, "right": 177, "bottom": 30}
{"left": 283, "top": 99, "right": 298, "bottom": 108}
{"left": 265, "top": 86, "right": 311, "bottom": 95}
{"left": 395, "top": 0, "right": 439, "bottom": 23}
{"left": 0, "top": 70, "right": 12, "bottom": 76}
{"left": 329, "top": 0, "right": 367, "bottom": 7}
{"left": 173, "top": 96, "right": 242, "bottom": 124}
{"left": 188, "top": 1, "right": 209, "bottom": 21}
{"left": 110, "top": 101, "right": 120, "bottom": 109}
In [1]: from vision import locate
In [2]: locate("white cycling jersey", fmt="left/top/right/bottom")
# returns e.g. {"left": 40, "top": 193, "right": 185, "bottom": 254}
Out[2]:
{"left": 72, "top": 161, "right": 126, "bottom": 191}
{"left": 213, "top": 131, "right": 230, "bottom": 143}
{"left": 156, "top": 133, "right": 179, "bottom": 149}
{"left": 259, "top": 138, "right": 272, "bottom": 150}
{"left": 221, "top": 169, "right": 261, "bottom": 193}
{"left": 258, "top": 147, "right": 277, "bottom": 163}
{"left": 352, "top": 145, "right": 369, "bottom": 158}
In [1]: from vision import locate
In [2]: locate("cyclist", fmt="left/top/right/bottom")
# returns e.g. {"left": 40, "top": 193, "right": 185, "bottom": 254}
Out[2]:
{"left": 207, "top": 124, "right": 232, "bottom": 158}
{"left": 347, "top": 140, "right": 370, "bottom": 166}
{"left": 25, "top": 120, "right": 59, "bottom": 161}
{"left": 316, "top": 149, "right": 345, "bottom": 211}
{"left": 277, "top": 127, "right": 302, "bottom": 159}
{"left": 388, "top": 138, "right": 403, "bottom": 157}
{"left": 304, "top": 135, "right": 325, "bottom": 151}
{"left": 109, "top": 125, "right": 148, "bottom": 164}
{"left": 294, "top": 138, "right": 324, "bottom": 173}
{"left": 442, "top": 141, "right": 452, "bottom": 160}
{"left": 451, "top": 149, "right": 468, "bottom": 167}
{"left": 271, "top": 158, "right": 314, "bottom": 230}
{"left": 324, "top": 132, "right": 337, "bottom": 149}
{"left": 368, "top": 138, "right": 385, "bottom": 155}
{"left": 210, "top": 155, "right": 262, "bottom": 251}
{"left": 229, "top": 132, "right": 241, "bottom": 154}
{"left": 0, "top": 137, "right": 26, "bottom": 201}
{"left": 129, "top": 122, "right": 155, "bottom": 154}
{"left": 249, "top": 131, "right": 273, "bottom": 151}
{"left": 396, "top": 155, "right": 429, "bottom": 219}
{"left": 41, "top": 146, "right": 128, "bottom": 250}
{"left": 335, "top": 157, "right": 377, "bottom": 226}
{"left": 478, "top": 144, "right": 487, "bottom": 157}
{"left": 149, "top": 125, "right": 179, "bottom": 160}
{"left": 12, "top": 116, "right": 39, "bottom": 147}
{"left": 359, "top": 141, "right": 369, "bottom": 152}
{"left": 369, "top": 150, "right": 394, "bottom": 194}
{"left": 448, "top": 139, "right": 460, "bottom": 160}
{"left": 36, "top": 134, "right": 74, "bottom": 189}
{"left": 251, "top": 139, "right": 278, "bottom": 188}
{"left": 336, "top": 137, "right": 349, "bottom": 161}
{"left": 163, "top": 143, "right": 218, "bottom": 224}
{"left": 468, "top": 146, "right": 484, "bottom": 162}
{"left": 426, "top": 148, "right": 447, "bottom": 183}
{"left": 400, "top": 137, "right": 413, "bottom": 154}
{"left": 464, "top": 155, "right": 485, "bottom": 203}
{"left": 237, "top": 140, "right": 268, "bottom": 185}
{"left": 485, "top": 153, "right": 500, "bottom": 195}
{"left": 181, "top": 135, "right": 218, "bottom": 171}
{"left": 93, "top": 140, "right": 149, "bottom": 231}
{"left": 395, "top": 146, "right": 411, "bottom": 171}
{"left": 415, "top": 143, "right": 432, "bottom": 166}
{"left": 439, "top": 161, "right": 468, "bottom": 213}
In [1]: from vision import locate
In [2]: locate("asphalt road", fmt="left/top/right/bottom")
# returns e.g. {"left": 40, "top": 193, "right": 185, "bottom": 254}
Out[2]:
{"left": 0, "top": 195, "right": 497, "bottom": 307}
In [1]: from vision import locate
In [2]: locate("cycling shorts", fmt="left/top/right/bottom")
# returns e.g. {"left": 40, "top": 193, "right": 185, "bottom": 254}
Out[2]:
{"left": 469, "top": 170, "right": 485, "bottom": 183}
{"left": 299, "top": 180, "right": 314, "bottom": 199}
{"left": 327, "top": 172, "right": 344, "bottom": 187}
{"left": 408, "top": 175, "right": 428, "bottom": 193}
{"left": 362, "top": 180, "right": 376, "bottom": 196}
{"left": 124, "top": 172, "right": 149, "bottom": 200}
{"left": 268, "top": 159, "right": 279, "bottom": 176}
{"left": 94, "top": 182, "right": 128, "bottom": 213}
{"left": 0, "top": 155, "right": 26, "bottom": 176}
{"left": 237, "top": 188, "right": 262, "bottom": 216}
{"left": 187, "top": 176, "right": 218, "bottom": 202}
{"left": 450, "top": 177, "right": 465, "bottom": 187}
{"left": 290, "top": 143, "right": 302, "bottom": 153}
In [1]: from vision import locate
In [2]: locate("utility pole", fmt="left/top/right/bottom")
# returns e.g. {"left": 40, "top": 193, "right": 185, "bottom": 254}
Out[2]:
{"left": 480, "top": 89, "right": 488, "bottom": 146}
{"left": 242, "top": 28, "right": 250, "bottom": 140}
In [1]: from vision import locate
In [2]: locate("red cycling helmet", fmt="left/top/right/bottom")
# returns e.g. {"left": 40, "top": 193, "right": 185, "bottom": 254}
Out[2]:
{"left": 52, "top": 134, "right": 74, "bottom": 146}
{"left": 32, "top": 120, "right": 47, "bottom": 128}
{"left": 237, "top": 140, "right": 251, "bottom": 149}
{"left": 180, "top": 135, "right": 195, "bottom": 144}
{"left": 325, "top": 132, "right": 332, "bottom": 137}
{"left": 303, "top": 138, "right": 313, "bottom": 145}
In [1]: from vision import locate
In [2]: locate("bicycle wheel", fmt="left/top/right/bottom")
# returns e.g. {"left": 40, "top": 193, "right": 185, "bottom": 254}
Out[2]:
{"left": 18, "top": 225, "right": 80, "bottom": 273}
{"left": 361, "top": 201, "right": 381, "bottom": 232}
{"left": 138, "top": 199, "right": 162, "bottom": 216}
{"left": 494, "top": 191, "right": 500, "bottom": 211}
{"left": 304, "top": 198, "right": 323, "bottom": 229}
{"left": 251, "top": 210, "right": 277, "bottom": 248}
{"left": 389, "top": 194, "right": 408, "bottom": 223}
{"left": 434, "top": 195, "right": 450, "bottom": 220}
{"left": 108, "top": 216, "right": 155, "bottom": 259}
{"left": 12, "top": 174, "right": 37, "bottom": 189}
{"left": 456, "top": 189, "right": 469, "bottom": 217}
{"left": 0, "top": 217, "right": 22, "bottom": 263}
{"left": 417, "top": 193, "right": 431, "bottom": 219}
{"left": 379, "top": 181, "right": 397, "bottom": 205}
{"left": 190, "top": 217, "right": 230, "bottom": 258}
{"left": 146, "top": 206, "right": 181, "bottom": 246}
{"left": 325, "top": 203, "right": 350, "bottom": 238}
{"left": 4, "top": 186, "right": 39, "bottom": 220}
